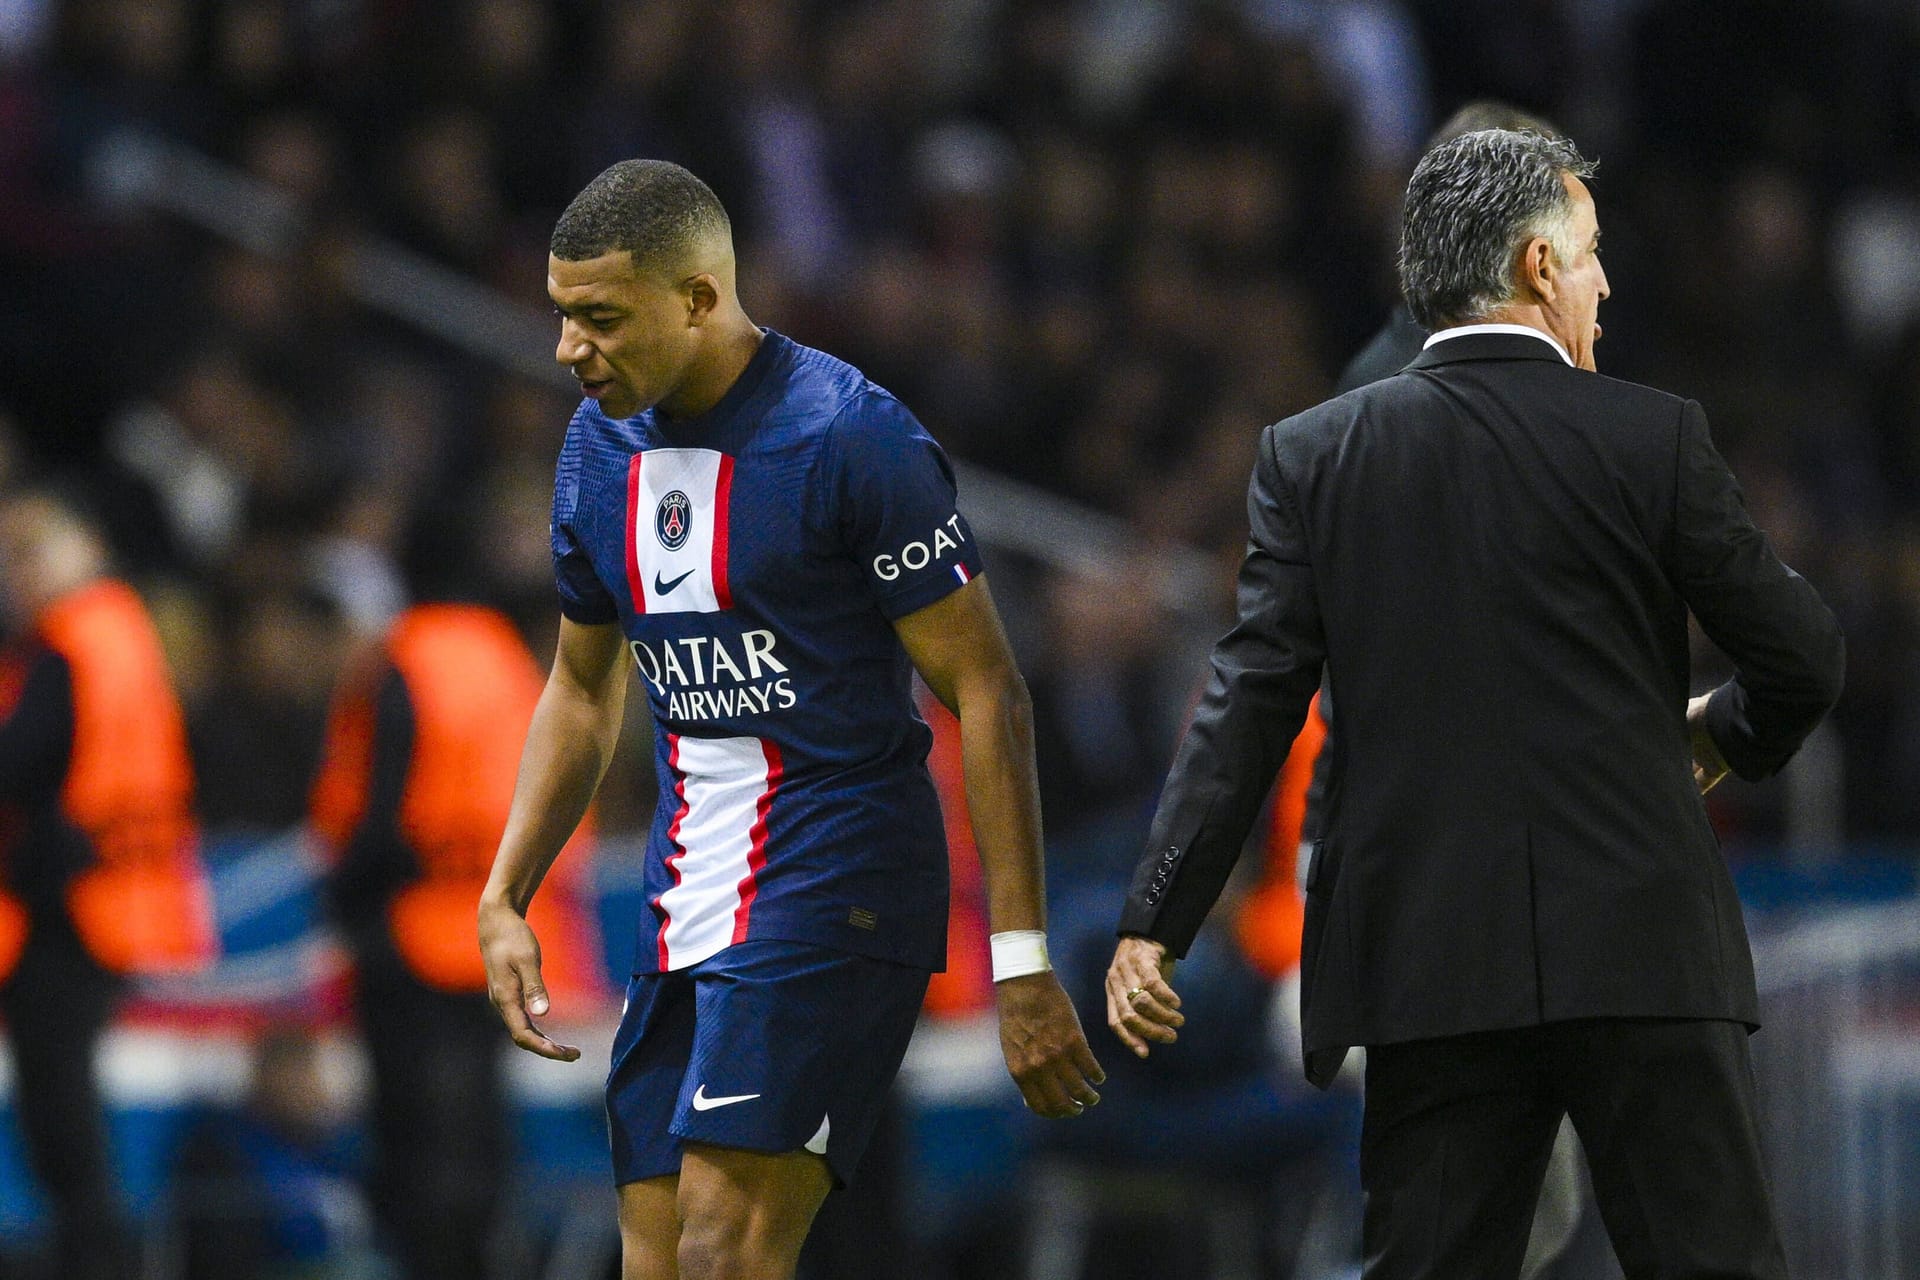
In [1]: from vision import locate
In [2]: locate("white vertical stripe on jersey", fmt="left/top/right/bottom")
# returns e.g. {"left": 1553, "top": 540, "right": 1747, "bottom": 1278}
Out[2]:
{"left": 630, "top": 448, "right": 730, "bottom": 615}
{"left": 655, "top": 733, "right": 780, "bottom": 970}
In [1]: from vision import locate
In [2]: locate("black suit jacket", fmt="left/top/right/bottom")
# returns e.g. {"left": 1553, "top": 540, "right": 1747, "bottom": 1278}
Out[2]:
{"left": 1293, "top": 304, "right": 1431, "bottom": 838}
{"left": 1119, "top": 333, "right": 1845, "bottom": 1087}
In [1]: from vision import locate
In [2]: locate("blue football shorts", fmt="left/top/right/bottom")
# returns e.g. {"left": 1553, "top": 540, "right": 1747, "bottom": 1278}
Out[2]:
{"left": 606, "top": 938, "right": 931, "bottom": 1188}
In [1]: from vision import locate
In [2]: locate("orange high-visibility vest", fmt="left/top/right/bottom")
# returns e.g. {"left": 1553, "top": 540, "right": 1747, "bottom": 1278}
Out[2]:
{"left": 311, "top": 605, "right": 601, "bottom": 1002}
{"left": 0, "top": 580, "right": 215, "bottom": 980}
{"left": 0, "top": 648, "right": 31, "bottom": 980}
{"left": 919, "top": 690, "right": 991, "bottom": 1019}
{"left": 1234, "top": 692, "right": 1326, "bottom": 979}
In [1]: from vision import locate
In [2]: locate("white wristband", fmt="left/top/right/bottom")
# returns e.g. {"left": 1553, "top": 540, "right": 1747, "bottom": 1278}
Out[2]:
{"left": 989, "top": 930, "right": 1051, "bottom": 982}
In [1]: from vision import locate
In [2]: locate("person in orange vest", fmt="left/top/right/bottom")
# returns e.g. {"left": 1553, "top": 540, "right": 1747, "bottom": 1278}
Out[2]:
{"left": 0, "top": 484, "right": 215, "bottom": 1280}
{"left": 1232, "top": 694, "right": 1325, "bottom": 984}
{"left": 310, "top": 594, "right": 602, "bottom": 1280}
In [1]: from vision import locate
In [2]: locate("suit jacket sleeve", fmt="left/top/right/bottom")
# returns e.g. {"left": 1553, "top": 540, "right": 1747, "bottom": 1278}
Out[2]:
{"left": 1117, "top": 423, "right": 1327, "bottom": 956}
{"left": 1669, "top": 399, "right": 1845, "bottom": 780}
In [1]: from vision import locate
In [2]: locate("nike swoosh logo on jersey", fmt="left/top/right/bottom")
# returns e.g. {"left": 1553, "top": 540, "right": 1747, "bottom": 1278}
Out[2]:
{"left": 655, "top": 568, "right": 697, "bottom": 596}
{"left": 691, "top": 1085, "right": 762, "bottom": 1111}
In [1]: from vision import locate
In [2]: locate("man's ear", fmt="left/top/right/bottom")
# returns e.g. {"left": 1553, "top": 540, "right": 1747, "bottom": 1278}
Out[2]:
{"left": 1520, "top": 237, "right": 1558, "bottom": 305}
{"left": 684, "top": 274, "right": 721, "bottom": 326}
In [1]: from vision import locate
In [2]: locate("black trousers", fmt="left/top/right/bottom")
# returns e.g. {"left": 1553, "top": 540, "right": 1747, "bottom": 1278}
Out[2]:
{"left": 1360, "top": 1018, "right": 1788, "bottom": 1280}
{"left": 0, "top": 910, "right": 135, "bottom": 1280}
{"left": 355, "top": 948, "right": 509, "bottom": 1280}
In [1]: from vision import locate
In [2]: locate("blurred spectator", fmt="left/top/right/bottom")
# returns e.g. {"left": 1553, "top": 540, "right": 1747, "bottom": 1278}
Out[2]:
{"left": 0, "top": 0, "right": 51, "bottom": 60}
{"left": 450, "top": 0, "right": 568, "bottom": 215}
{"left": 1407, "top": 0, "right": 1575, "bottom": 126}
{"left": 569, "top": 0, "right": 716, "bottom": 191}
{"left": 308, "top": 577, "right": 603, "bottom": 1280}
{"left": 1832, "top": 179, "right": 1920, "bottom": 357}
{"left": 104, "top": 345, "right": 320, "bottom": 569}
{"left": 381, "top": 106, "right": 512, "bottom": 279}
{"left": 189, "top": 579, "right": 346, "bottom": 832}
{"left": 171, "top": 1025, "right": 371, "bottom": 1280}
{"left": 1028, "top": 564, "right": 1179, "bottom": 863}
{"left": 0, "top": 483, "right": 215, "bottom": 1280}
{"left": 0, "top": 413, "right": 23, "bottom": 491}
{"left": 53, "top": 0, "right": 211, "bottom": 143}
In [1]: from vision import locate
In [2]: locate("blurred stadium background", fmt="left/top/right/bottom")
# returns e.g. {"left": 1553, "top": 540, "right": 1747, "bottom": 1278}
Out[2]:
{"left": 3, "top": 0, "right": 1919, "bottom": 1276}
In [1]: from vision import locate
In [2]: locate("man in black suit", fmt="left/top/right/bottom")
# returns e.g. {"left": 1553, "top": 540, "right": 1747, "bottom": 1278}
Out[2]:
{"left": 1106, "top": 129, "right": 1843, "bottom": 1277}
{"left": 1321, "top": 100, "right": 1589, "bottom": 1280}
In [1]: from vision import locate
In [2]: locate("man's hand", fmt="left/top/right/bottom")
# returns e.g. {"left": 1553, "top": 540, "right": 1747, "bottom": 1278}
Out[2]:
{"left": 478, "top": 896, "right": 581, "bottom": 1062}
{"left": 1687, "top": 693, "right": 1731, "bottom": 795}
{"left": 1105, "top": 935, "right": 1183, "bottom": 1059}
{"left": 995, "top": 971, "right": 1105, "bottom": 1118}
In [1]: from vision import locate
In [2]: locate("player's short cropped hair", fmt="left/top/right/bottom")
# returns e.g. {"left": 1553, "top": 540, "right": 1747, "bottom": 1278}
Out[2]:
{"left": 549, "top": 159, "right": 731, "bottom": 275}
{"left": 1398, "top": 129, "right": 1596, "bottom": 331}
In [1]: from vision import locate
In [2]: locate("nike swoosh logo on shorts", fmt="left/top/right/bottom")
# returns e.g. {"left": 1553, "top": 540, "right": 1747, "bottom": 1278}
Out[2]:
{"left": 654, "top": 568, "right": 696, "bottom": 595}
{"left": 691, "top": 1085, "right": 762, "bottom": 1111}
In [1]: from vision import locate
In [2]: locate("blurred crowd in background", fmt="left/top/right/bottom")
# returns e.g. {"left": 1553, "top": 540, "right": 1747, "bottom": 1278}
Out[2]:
{"left": 3, "top": 0, "right": 1920, "bottom": 1277}
{"left": 6, "top": 0, "right": 1920, "bottom": 843}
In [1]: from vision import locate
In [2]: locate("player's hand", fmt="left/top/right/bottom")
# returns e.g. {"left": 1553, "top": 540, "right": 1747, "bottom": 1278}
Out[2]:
{"left": 478, "top": 896, "right": 581, "bottom": 1062}
{"left": 1687, "top": 693, "right": 1731, "bottom": 795}
{"left": 995, "top": 970, "right": 1105, "bottom": 1118}
{"left": 1105, "top": 935, "right": 1183, "bottom": 1059}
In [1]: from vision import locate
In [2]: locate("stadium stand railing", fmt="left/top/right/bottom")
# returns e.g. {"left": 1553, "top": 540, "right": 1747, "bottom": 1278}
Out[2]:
{"left": 1749, "top": 897, "right": 1920, "bottom": 1278}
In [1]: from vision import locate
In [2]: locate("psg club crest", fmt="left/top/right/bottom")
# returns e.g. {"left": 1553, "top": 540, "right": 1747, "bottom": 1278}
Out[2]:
{"left": 656, "top": 490, "right": 693, "bottom": 551}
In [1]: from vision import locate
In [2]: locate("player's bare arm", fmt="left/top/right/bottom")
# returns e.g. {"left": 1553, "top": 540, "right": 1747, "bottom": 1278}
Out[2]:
{"left": 892, "top": 575, "right": 1106, "bottom": 1118}
{"left": 480, "top": 616, "right": 630, "bottom": 1062}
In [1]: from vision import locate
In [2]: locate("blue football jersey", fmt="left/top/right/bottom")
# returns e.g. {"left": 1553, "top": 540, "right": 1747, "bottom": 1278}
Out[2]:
{"left": 551, "top": 331, "right": 983, "bottom": 974}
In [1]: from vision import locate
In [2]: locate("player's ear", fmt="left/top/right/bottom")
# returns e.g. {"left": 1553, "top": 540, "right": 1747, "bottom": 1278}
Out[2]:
{"left": 1519, "top": 236, "right": 1557, "bottom": 304}
{"left": 684, "top": 274, "right": 721, "bottom": 326}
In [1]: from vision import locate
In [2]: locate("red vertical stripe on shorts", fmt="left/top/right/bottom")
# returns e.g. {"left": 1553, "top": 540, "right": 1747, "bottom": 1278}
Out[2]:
{"left": 711, "top": 454, "right": 735, "bottom": 610}
{"left": 730, "top": 738, "right": 784, "bottom": 944}
{"left": 624, "top": 453, "right": 647, "bottom": 615}
{"left": 654, "top": 733, "right": 691, "bottom": 969}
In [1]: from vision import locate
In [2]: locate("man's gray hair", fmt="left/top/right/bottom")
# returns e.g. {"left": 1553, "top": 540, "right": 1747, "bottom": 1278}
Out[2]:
{"left": 1398, "top": 129, "right": 1596, "bottom": 330}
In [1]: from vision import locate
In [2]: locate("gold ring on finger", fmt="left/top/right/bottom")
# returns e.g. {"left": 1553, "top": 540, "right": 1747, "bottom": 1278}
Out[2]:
{"left": 1126, "top": 986, "right": 1148, "bottom": 1004}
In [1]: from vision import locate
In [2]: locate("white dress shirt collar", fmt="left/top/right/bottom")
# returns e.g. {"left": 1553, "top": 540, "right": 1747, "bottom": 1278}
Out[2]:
{"left": 1422, "top": 323, "right": 1574, "bottom": 367}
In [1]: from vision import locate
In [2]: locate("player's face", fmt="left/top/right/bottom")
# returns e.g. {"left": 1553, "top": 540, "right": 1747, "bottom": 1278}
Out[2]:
{"left": 548, "top": 251, "right": 698, "bottom": 419}
{"left": 1542, "top": 174, "right": 1609, "bottom": 372}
